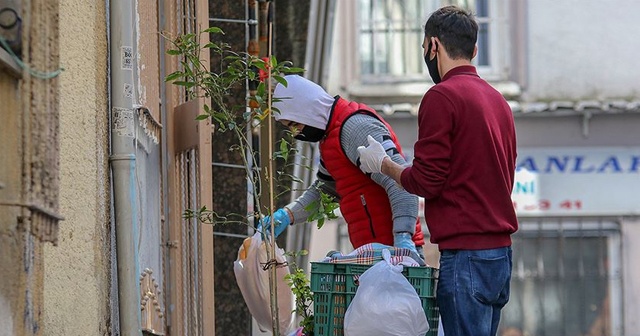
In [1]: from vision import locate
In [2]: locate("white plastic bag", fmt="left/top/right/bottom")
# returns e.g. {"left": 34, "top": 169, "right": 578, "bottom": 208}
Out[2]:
{"left": 233, "top": 232, "right": 295, "bottom": 333}
{"left": 437, "top": 316, "right": 445, "bottom": 336}
{"left": 344, "top": 249, "right": 429, "bottom": 336}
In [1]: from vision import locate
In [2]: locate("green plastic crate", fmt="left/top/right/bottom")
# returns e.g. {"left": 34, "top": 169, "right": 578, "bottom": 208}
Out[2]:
{"left": 310, "top": 262, "right": 439, "bottom": 336}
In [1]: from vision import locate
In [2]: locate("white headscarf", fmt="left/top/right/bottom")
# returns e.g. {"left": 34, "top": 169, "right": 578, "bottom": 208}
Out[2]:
{"left": 272, "top": 75, "right": 334, "bottom": 130}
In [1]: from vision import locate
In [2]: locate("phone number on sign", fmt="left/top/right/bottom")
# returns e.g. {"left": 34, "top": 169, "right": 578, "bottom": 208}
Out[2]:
{"left": 513, "top": 199, "right": 583, "bottom": 212}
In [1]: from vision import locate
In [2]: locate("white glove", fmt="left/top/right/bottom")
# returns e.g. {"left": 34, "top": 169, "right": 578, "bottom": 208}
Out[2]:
{"left": 357, "top": 135, "right": 388, "bottom": 174}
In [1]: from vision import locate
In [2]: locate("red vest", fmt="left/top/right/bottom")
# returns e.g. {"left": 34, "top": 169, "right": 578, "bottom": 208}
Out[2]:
{"left": 319, "top": 97, "right": 425, "bottom": 248}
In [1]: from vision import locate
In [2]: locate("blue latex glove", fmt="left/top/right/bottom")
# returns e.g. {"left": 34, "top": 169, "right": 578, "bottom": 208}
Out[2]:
{"left": 394, "top": 232, "right": 426, "bottom": 265}
{"left": 394, "top": 231, "right": 418, "bottom": 254}
{"left": 257, "top": 208, "right": 291, "bottom": 238}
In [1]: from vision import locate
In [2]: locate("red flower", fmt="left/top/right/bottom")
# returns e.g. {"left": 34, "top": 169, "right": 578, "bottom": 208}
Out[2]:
{"left": 258, "top": 57, "right": 270, "bottom": 82}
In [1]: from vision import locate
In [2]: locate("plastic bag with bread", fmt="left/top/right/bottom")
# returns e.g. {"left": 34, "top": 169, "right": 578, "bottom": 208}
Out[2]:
{"left": 233, "top": 232, "right": 295, "bottom": 333}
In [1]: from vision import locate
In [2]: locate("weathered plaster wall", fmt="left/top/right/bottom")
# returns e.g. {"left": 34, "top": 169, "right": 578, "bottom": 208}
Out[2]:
{"left": 42, "top": 0, "right": 111, "bottom": 334}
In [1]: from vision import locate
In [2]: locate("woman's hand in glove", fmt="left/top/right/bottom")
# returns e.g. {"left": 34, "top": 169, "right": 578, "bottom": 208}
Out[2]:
{"left": 257, "top": 208, "right": 291, "bottom": 239}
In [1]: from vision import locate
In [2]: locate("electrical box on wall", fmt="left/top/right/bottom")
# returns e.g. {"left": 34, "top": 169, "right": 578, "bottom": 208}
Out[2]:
{"left": 0, "top": 0, "right": 21, "bottom": 55}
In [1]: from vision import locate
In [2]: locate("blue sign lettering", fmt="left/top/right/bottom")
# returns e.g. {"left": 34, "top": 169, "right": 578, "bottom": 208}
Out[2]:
{"left": 517, "top": 157, "right": 538, "bottom": 172}
{"left": 516, "top": 155, "right": 639, "bottom": 173}
{"left": 546, "top": 156, "right": 569, "bottom": 172}
{"left": 597, "top": 156, "right": 622, "bottom": 173}
{"left": 573, "top": 156, "right": 595, "bottom": 173}
{"left": 631, "top": 156, "right": 640, "bottom": 172}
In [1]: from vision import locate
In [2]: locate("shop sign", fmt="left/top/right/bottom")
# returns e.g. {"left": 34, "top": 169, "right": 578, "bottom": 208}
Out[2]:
{"left": 512, "top": 147, "right": 640, "bottom": 216}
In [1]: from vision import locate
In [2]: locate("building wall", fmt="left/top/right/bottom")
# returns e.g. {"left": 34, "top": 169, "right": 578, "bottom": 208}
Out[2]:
{"left": 526, "top": 0, "right": 640, "bottom": 101}
{"left": 0, "top": 58, "right": 24, "bottom": 336}
{"left": 521, "top": 1, "right": 640, "bottom": 329}
{"left": 42, "top": 0, "right": 111, "bottom": 334}
{"left": 514, "top": 112, "right": 640, "bottom": 335}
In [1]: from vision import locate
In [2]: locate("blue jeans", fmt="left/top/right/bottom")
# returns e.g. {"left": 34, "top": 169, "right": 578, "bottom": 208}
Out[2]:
{"left": 436, "top": 247, "right": 512, "bottom": 336}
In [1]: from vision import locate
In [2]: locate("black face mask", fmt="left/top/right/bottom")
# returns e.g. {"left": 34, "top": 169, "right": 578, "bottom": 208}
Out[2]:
{"left": 424, "top": 40, "right": 441, "bottom": 84}
{"left": 294, "top": 125, "right": 325, "bottom": 143}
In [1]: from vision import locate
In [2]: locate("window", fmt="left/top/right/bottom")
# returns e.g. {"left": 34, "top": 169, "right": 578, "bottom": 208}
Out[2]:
{"left": 500, "top": 219, "right": 622, "bottom": 336}
{"left": 358, "top": 0, "right": 431, "bottom": 82}
{"left": 357, "top": 0, "right": 509, "bottom": 83}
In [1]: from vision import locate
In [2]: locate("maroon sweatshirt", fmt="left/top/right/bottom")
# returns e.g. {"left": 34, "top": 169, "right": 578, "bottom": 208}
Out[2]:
{"left": 401, "top": 65, "right": 518, "bottom": 250}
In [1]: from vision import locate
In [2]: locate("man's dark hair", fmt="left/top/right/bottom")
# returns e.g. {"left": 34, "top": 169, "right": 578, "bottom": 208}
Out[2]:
{"left": 424, "top": 5, "right": 478, "bottom": 60}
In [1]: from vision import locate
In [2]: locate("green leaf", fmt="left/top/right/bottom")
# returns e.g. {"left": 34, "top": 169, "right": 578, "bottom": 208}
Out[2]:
{"left": 212, "top": 112, "right": 228, "bottom": 122}
{"left": 279, "top": 139, "right": 289, "bottom": 154}
{"left": 273, "top": 75, "right": 287, "bottom": 87}
{"left": 166, "top": 49, "right": 182, "bottom": 55}
{"left": 204, "top": 27, "right": 224, "bottom": 34}
{"left": 173, "top": 81, "right": 196, "bottom": 88}
{"left": 287, "top": 175, "right": 304, "bottom": 184}
{"left": 224, "top": 55, "right": 242, "bottom": 62}
{"left": 195, "top": 114, "right": 209, "bottom": 120}
{"left": 254, "top": 62, "right": 267, "bottom": 71}
{"left": 257, "top": 82, "right": 265, "bottom": 96}
{"left": 164, "top": 71, "right": 183, "bottom": 82}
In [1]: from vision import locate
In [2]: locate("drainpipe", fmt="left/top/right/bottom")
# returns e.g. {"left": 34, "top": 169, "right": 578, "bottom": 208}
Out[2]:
{"left": 108, "top": 0, "right": 141, "bottom": 334}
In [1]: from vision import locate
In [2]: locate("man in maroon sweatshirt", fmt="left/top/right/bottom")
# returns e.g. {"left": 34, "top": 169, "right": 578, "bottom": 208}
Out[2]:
{"left": 358, "top": 5, "right": 518, "bottom": 336}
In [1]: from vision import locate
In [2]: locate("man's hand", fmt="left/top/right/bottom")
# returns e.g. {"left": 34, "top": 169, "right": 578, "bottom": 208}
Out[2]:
{"left": 357, "top": 135, "right": 388, "bottom": 174}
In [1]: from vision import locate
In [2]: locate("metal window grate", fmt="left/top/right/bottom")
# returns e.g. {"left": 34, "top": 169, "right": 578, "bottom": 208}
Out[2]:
{"left": 501, "top": 217, "right": 622, "bottom": 336}
{"left": 177, "top": 148, "right": 202, "bottom": 336}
